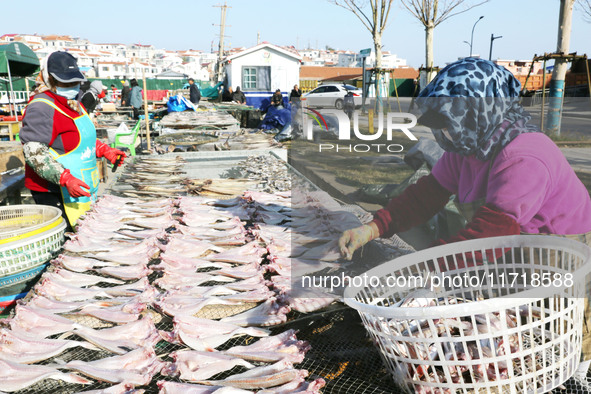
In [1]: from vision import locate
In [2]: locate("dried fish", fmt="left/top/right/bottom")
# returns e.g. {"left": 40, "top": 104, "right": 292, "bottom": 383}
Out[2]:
{"left": 72, "top": 318, "right": 161, "bottom": 355}
{"left": 165, "top": 314, "right": 270, "bottom": 351}
{"left": 75, "top": 382, "right": 145, "bottom": 394}
{"left": 219, "top": 298, "right": 290, "bottom": 327}
{"left": 0, "top": 359, "right": 91, "bottom": 392}
{"left": 157, "top": 381, "right": 253, "bottom": 393}
{"left": 43, "top": 268, "right": 125, "bottom": 287}
{"left": 197, "top": 360, "right": 307, "bottom": 390}
{"left": 0, "top": 328, "right": 98, "bottom": 364}
{"left": 257, "top": 377, "right": 326, "bottom": 393}
{"left": 64, "top": 347, "right": 165, "bottom": 385}
{"left": 223, "top": 329, "right": 310, "bottom": 364}
{"left": 236, "top": 155, "right": 291, "bottom": 193}
{"left": 10, "top": 305, "right": 81, "bottom": 338}
{"left": 161, "top": 350, "right": 254, "bottom": 381}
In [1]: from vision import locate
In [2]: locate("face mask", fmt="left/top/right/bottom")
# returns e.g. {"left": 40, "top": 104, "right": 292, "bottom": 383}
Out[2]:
{"left": 55, "top": 84, "right": 80, "bottom": 100}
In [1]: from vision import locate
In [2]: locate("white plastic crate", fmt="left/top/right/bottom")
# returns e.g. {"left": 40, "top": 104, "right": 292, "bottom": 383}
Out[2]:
{"left": 344, "top": 235, "right": 591, "bottom": 393}
{"left": 0, "top": 219, "right": 66, "bottom": 278}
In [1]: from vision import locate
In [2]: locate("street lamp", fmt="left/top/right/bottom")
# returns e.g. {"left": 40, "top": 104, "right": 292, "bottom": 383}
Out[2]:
{"left": 489, "top": 34, "right": 502, "bottom": 61}
{"left": 463, "top": 41, "right": 471, "bottom": 56}
{"left": 469, "top": 16, "right": 484, "bottom": 57}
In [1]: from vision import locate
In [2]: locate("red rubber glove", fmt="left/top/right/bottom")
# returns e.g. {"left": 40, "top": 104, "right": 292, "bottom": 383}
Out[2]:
{"left": 60, "top": 170, "right": 91, "bottom": 198}
{"left": 96, "top": 141, "right": 126, "bottom": 165}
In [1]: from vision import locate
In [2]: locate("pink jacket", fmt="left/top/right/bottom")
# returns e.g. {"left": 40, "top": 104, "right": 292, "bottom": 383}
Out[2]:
{"left": 432, "top": 132, "right": 591, "bottom": 235}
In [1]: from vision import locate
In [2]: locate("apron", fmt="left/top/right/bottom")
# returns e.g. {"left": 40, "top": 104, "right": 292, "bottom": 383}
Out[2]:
{"left": 452, "top": 149, "right": 591, "bottom": 360}
{"left": 28, "top": 98, "right": 99, "bottom": 227}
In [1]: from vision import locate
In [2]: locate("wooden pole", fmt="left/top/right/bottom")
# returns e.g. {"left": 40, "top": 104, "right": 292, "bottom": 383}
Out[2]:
{"left": 547, "top": 0, "right": 575, "bottom": 135}
{"left": 5, "top": 61, "right": 16, "bottom": 118}
{"left": 391, "top": 71, "right": 402, "bottom": 113}
{"left": 142, "top": 69, "right": 151, "bottom": 151}
{"left": 541, "top": 58, "right": 547, "bottom": 132}
{"left": 585, "top": 55, "right": 591, "bottom": 110}
{"left": 521, "top": 56, "right": 536, "bottom": 95}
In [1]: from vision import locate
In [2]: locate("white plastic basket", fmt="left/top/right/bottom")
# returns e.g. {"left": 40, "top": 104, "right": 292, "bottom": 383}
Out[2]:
{"left": 0, "top": 218, "right": 66, "bottom": 278}
{"left": 344, "top": 235, "right": 591, "bottom": 394}
{"left": 0, "top": 205, "right": 63, "bottom": 241}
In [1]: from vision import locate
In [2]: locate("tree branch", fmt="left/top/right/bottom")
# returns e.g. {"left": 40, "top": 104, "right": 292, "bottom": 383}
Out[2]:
{"left": 577, "top": 0, "right": 591, "bottom": 22}
{"left": 435, "top": 0, "right": 489, "bottom": 26}
{"left": 330, "top": 0, "right": 374, "bottom": 32}
{"left": 400, "top": 0, "right": 489, "bottom": 27}
{"left": 400, "top": 0, "right": 427, "bottom": 24}
{"left": 380, "top": 0, "right": 394, "bottom": 33}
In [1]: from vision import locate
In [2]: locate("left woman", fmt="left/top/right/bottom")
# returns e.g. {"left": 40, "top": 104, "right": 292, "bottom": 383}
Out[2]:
{"left": 20, "top": 51, "right": 126, "bottom": 230}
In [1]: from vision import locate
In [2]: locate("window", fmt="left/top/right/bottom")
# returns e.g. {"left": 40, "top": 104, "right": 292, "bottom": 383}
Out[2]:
{"left": 325, "top": 86, "right": 339, "bottom": 93}
{"left": 310, "top": 87, "right": 326, "bottom": 94}
{"left": 102, "top": 66, "right": 108, "bottom": 71}
{"left": 243, "top": 67, "right": 256, "bottom": 89}
{"left": 242, "top": 66, "right": 271, "bottom": 91}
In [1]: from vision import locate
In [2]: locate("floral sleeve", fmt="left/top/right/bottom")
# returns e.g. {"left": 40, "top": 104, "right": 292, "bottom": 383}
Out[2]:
{"left": 22, "top": 141, "right": 65, "bottom": 185}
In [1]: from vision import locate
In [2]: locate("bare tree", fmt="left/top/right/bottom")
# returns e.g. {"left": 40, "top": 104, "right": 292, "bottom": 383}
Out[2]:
{"left": 330, "top": 0, "right": 395, "bottom": 108}
{"left": 400, "top": 0, "right": 488, "bottom": 81}
{"left": 577, "top": 0, "right": 591, "bottom": 21}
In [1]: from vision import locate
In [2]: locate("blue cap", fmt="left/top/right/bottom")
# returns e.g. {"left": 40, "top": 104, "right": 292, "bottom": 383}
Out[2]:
{"left": 47, "top": 52, "right": 86, "bottom": 83}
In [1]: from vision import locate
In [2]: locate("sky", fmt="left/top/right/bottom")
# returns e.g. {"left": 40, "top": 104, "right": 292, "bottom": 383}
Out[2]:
{"left": 3, "top": 0, "right": 590, "bottom": 68}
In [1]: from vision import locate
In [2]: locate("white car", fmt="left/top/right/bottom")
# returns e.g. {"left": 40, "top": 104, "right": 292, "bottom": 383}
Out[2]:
{"left": 302, "top": 84, "right": 362, "bottom": 109}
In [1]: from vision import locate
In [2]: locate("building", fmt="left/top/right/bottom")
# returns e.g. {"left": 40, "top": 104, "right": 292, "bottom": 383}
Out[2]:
{"left": 299, "top": 66, "right": 363, "bottom": 91}
{"left": 96, "top": 61, "right": 129, "bottom": 79}
{"left": 361, "top": 50, "right": 407, "bottom": 68}
{"left": 41, "top": 35, "right": 75, "bottom": 50}
{"left": 337, "top": 52, "right": 360, "bottom": 67}
{"left": 12, "top": 35, "right": 44, "bottom": 50}
{"left": 494, "top": 59, "right": 544, "bottom": 76}
{"left": 223, "top": 43, "right": 301, "bottom": 108}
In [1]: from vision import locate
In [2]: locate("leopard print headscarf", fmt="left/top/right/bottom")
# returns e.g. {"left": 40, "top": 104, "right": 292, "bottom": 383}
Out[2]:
{"left": 416, "top": 57, "right": 538, "bottom": 161}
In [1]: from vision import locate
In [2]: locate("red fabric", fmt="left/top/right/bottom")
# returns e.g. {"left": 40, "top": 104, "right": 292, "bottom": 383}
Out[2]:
{"left": 434, "top": 204, "right": 521, "bottom": 246}
{"left": 434, "top": 204, "right": 521, "bottom": 270}
{"left": 371, "top": 174, "right": 452, "bottom": 238}
{"left": 23, "top": 91, "right": 83, "bottom": 192}
{"left": 146, "top": 90, "right": 168, "bottom": 101}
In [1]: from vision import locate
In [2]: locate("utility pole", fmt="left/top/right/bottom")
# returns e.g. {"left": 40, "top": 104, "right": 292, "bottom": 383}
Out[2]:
{"left": 214, "top": 2, "right": 231, "bottom": 83}
{"left": 546, "top": 0, "right": 574, "bottom": 136}
{"left": 489, "top": 34, "right": 502, "bottom": 61}
{"left": 257, "top": 31, "right": 261, "bottom": 45}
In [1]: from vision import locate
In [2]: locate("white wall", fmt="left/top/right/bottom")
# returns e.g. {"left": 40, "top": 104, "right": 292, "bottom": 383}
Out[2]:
{"left": 226, "top": 47, "right": 299, "bottom": 92}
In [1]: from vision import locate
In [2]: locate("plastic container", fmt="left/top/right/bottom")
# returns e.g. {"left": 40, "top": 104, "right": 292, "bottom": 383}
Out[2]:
{"left": 0, "top": 217, "right": 66, "bottom": 277}
{"left": 344, "top": 235, "right": 591, "bottom": 393}
{"left": 0, "top": 205, "right": 64, "bottom": 243}
{"left": 0, "top": 263, "right": 48, "bottom": 315}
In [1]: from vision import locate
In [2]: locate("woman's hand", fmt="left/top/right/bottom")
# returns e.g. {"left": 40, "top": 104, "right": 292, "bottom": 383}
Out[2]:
{"left": 338, "top": 223, "right": 379, "bottom": 260}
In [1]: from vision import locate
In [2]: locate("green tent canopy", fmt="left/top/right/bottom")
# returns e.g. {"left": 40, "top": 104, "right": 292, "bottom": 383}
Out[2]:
{"left": 0, "top": 43, "right": 39, "bottom": 117}
{"left": 0, "top": 42, "right": 39, "bottom": 77}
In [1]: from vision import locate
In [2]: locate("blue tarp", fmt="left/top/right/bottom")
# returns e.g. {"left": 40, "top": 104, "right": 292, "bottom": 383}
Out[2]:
{"left": 167, "top": 94, "right": 196, "bottom": 112}
{"left": 259, "top": 105, "right": 291, "bottom": 130}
